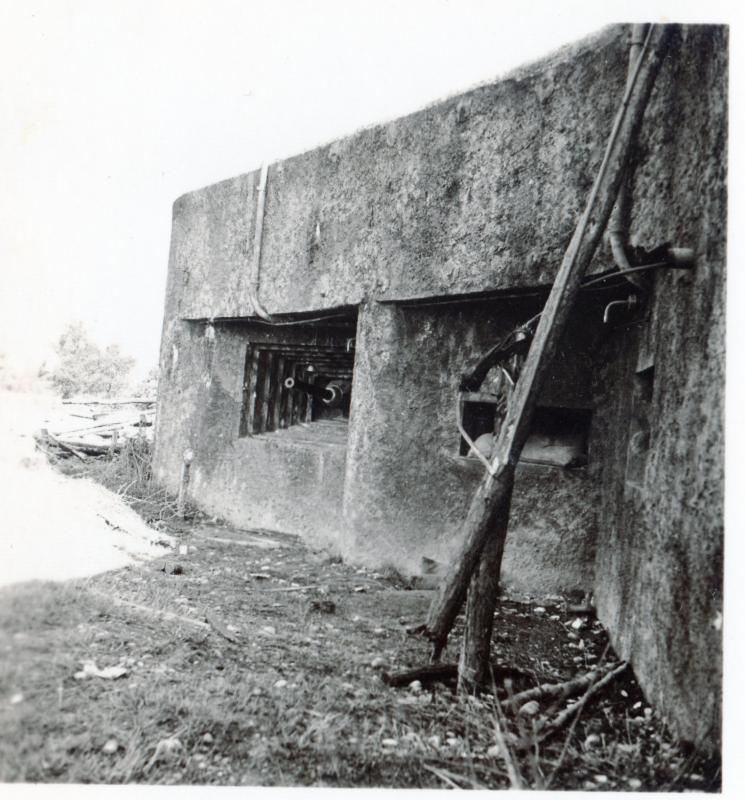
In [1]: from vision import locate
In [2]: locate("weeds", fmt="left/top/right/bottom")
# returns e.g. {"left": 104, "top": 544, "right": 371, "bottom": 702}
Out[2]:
{"left": 59, "top": 438, "right": 189, "bottom": 525}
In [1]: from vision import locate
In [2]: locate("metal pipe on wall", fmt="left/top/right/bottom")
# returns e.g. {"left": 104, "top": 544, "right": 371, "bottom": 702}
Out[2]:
{"left": 609, "top": 23, "right": 650, "bottom": 291}
{"left": 248, "top": 163, "right": 275, "bottom": 322}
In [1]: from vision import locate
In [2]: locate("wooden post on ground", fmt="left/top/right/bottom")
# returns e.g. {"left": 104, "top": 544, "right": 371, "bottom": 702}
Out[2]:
{"left": 109, "top": 429, "right": 119, "bottom": 459}
{"left": 426, "top": 24, "right": 673, "bottom": 663}
{"left": 177, "top": 449, "right": 194, "bottom": 519}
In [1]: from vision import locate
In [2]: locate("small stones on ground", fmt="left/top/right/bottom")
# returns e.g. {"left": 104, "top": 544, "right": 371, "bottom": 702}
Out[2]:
{"left": 9, "top": 692, "right": 24, "bottom": 705}
{"left": 309, "top": 599, "right": 336, "bottom": 614}
{"left": 518, "top": 700, "right": 540, "bottom": 717}
{"left": 533, "top": 606, "right": 546, "bottom": 614}
{"left": 571, "top": 617, "right": 586, "bottom": 630}
{"left": 371, "top": 657, "right": 389, "bottom": 670}
{"left": 428, "top": 735, "right": 441, "bottom": 748}
{"left": 178, "top": 545, "right": 188, "bottom": 556}
{"left": 381, "top": 738, "right": 398, "bottom": 747}
{"left": 74, "top": 660, "right": 128, "bottom": 680}
{"left": 373, "top": 627, "right": 385, "bottom": 636}
{"left": 149, "top": 737, "right": 183, "bottom": 767}
{"left": 594, "top": 774, "right": 609, "bottom": 784}
{"left": 632, "top": 700, "right": 642, "bottom": 710}
{"left": 627, "top": 777, "right": 642, "bottom": 789}
{"left": 353, "top": 586, "right": 366, "bottom": 593}
{"left": 102, "top": 738, "right": 119, "bottom": 755}
{"left": 260, "top": 626, "right": 276, "bottom": 636}
{"left": 408, "top": 680, "right": 422, "bottom": 693}
{"left": 486, "top": 744, "right": 501, "bottom": 757}
{"left": 644, "top": 707, "right": 653, "bottom": 720}
{"left": 584, "top": 733, "right": 601, "bottom": 748}
{"left": 273, "top": 679, "right": 288, "bottom": 689}
{"left": 201, "top": 732, "right": 214, "bottom": 745}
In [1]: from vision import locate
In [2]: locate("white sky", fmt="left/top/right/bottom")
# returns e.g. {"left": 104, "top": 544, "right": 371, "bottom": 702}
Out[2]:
{"left": 0, "top": 0, "right": 739, "bottom": 378}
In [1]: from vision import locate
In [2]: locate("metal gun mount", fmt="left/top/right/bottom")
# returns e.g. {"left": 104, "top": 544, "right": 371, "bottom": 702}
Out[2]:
{"left": 284, "top": 377, "right": 351, "bottom": 408}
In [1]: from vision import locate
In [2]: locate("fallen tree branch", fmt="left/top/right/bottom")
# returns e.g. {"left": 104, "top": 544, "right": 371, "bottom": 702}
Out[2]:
{"left": 252, "top": 584, "right": 324, "bottom": 593}
{"left": 87, "top": 590, "right": 210, "bottom": 631}
{"left": 382, "top": 663, "right": 528, "bottom": 688}
{"left": 505, "top": 662, "right": 617, "bottom": 709}
{"left": 534, "top": 661, "right": 628, "bottom": 744}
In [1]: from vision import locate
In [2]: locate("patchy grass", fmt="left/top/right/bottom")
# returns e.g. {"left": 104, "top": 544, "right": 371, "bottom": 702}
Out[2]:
{"left": 0, "top": 448, "right": 722, "bottom": 788}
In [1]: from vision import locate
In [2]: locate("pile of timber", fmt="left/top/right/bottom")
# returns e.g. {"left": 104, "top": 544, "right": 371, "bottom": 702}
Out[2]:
{"left": 39, "top": 398, "right": 156, "bottom": 459}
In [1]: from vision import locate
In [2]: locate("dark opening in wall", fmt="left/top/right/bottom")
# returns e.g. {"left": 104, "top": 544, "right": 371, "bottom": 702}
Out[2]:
{"left": 522, "top": 406, "right": 592, "bottom": 468}
{"left": 459, "top": 400, "right": 501, "bottom": 456}
{"left": 461, "top": 401, "right": 592, "bottom": 468}
{"left": 239, "top": 334, "right": 355, "bottom": 437}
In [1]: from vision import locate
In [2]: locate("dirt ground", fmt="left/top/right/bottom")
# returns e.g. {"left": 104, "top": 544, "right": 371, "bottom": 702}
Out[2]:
{"left": 0, "top": 470, "right": 721, "bottom": 789}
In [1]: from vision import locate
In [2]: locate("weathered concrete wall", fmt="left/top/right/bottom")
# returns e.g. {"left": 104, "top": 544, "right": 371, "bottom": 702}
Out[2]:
{"left": 588, "top": 25, "right": 727, "bottom": 745}
{"left": 168, "top": 26, "right": 630, "bottom": 322}
{"left": 154, "top": 321, "right": 348, "bottom": 550}
{"left": 343, "top": 297, "right": 601, "bottom": 595}
{"left": 154, "top": 24, "right": 726, "bottom": 746}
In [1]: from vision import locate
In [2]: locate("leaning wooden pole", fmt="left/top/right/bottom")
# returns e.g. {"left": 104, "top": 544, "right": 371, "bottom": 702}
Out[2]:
{"left": 426, "top": 24, "right": 673, "bottom": 656}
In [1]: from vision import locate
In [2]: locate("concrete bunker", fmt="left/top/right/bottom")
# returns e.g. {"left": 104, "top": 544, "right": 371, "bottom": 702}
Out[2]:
{"left": 153, "top": 24, "right": 725, "bottom": 744}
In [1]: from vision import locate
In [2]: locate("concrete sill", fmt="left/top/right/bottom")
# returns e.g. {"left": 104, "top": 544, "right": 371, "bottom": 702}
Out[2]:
{"left": 246, "top": 419, "right": 348, "bottom": 450}
{"left": 443, "top": 452, "right": 588, "bottom": 474}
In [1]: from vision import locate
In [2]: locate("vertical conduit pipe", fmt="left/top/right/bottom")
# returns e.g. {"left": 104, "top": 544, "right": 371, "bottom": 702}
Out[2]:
{"left": 248, "top": 163, "right": 275, "bottom": 322}
{"left": 609, "top": 23, "right": 650, "bottom": 290}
